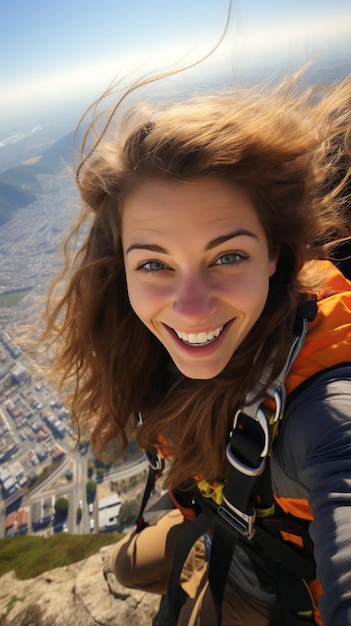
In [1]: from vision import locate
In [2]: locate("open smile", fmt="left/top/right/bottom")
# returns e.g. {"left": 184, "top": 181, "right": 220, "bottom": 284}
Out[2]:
{"left": 173, "top": 325, "right": 224, "bottom": 347}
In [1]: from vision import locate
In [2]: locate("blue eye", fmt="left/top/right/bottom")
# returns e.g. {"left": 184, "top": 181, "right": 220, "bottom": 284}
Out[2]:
{"left": 214, "top": 253, "right": 243, "bottom": 265}
{"left": 137, "top": 260, "right": 168, "bottom": 272}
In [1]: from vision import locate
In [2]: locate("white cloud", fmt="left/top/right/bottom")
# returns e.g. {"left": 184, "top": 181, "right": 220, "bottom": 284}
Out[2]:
{"left": 0, "top": 125, "right": 44, "bottom": 149}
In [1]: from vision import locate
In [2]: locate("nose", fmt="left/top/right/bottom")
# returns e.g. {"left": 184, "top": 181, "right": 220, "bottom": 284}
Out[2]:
{"left": 173, "top": 271, "right": 216, "bottom": 322}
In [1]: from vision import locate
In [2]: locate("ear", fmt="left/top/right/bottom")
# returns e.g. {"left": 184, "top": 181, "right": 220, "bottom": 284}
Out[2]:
{"left": 268, "top": 251, "right": 279, "bottom": 277}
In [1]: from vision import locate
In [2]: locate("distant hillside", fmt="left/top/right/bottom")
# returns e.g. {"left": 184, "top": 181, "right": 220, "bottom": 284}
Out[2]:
{"left": 0, "top": 131, "right": 75, "bottom": 227}
{"left": 0, "top": 532, "right": 123, "bottom": 580}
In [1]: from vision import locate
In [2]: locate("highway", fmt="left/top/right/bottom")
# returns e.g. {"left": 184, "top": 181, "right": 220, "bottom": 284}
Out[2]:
{"left": 0, "top": 451, "right": 148, "bottom": 537}
{"left": 26, "top": 452, "right": 147, "bottom": 534}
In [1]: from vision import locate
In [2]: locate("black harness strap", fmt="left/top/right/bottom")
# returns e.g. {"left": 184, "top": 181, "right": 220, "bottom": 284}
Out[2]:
{"left": 134, "top": 447, "right": 165, "bottom": 531}
{"left": 265, "top": 562, "right": 316, "bottom": 626}
{"left": 209, "top": 414, "right": 267, "bottom": 620}
{"left": 167, "top": 509, "right": 215, "bottom": 617}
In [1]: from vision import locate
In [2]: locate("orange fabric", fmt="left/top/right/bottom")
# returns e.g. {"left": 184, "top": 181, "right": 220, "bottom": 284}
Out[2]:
{"left": 156, "top": 433, "right": 171, "bottom": 459}
{"left": 308, "top": 580, "right": 324, "bottom": 626}
{"left": 286, "top": 262, "right": 351, "bottom": 396}
{"left": 273, "top": 496, "right": 314, "bottom": 522}
{"left": 279, "top": 531, "right": 304, "bottom": 549}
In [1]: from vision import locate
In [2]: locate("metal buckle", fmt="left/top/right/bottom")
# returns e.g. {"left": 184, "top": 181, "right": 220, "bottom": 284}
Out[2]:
{"left": 233, "top": 405, "right": 269, "bottom": 457}
{"left": 218, "top": 495, "right": 256, "bottom": 540}
{"left": 228, "top": 388, "right": 284, "bottom": 474}
{"left": 226, "top": 440, "right": 266, "bottom": 477}
{"left": 143, "top": 448, "right": 164, "bottom": 471}
{"left": 271, "top": 389, "right": 282, "bottom": 424}
{"left": 227, "top": 405, "right": 269, "bottom": 477}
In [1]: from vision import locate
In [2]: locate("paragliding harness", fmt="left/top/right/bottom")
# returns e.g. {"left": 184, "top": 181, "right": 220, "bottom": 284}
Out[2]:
{"left": 134, "top": 299, "right": 325, "bottom": 626}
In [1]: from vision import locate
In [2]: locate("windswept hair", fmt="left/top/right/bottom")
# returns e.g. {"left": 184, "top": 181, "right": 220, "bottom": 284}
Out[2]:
{"left": 43, "top": 69, "right": 351, "bottom": 488}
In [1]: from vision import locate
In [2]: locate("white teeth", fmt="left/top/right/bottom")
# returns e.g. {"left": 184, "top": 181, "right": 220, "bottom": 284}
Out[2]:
{"left": 174, "top": 326, "right": 224, "bottom": 346}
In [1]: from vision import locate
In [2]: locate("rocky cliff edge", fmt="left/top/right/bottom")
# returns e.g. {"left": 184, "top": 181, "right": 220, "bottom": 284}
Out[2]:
{"left": 0, "top": 544, "right": 174, "bottom": 626}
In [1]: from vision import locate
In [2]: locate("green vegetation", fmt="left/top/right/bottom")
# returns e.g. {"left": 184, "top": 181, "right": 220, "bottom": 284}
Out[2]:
{"left": 86, "top": 479, "right": 97, "bottom": 496}
{"left": 0, "top": 533, "right": 124, "bottom": 580}
{"left": 54, "top": 497, "right": 69, "bottom": 515}
{"left": 118, "top": 500, "right": 139, "bottom": 526}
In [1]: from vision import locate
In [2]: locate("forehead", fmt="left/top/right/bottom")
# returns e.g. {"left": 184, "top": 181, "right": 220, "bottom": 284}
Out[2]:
{"left": 121, "top": 177, "right": 262, "bottom": 234}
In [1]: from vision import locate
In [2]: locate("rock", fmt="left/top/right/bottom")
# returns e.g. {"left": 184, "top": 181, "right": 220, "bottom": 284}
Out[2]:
{"left": 0, "top": 544, "right": 174, "bottom": 626}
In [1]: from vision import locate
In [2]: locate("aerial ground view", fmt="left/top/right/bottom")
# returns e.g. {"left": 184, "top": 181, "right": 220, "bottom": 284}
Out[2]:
{"left": 0, "top": 1, "right": 351, "bottom": 625}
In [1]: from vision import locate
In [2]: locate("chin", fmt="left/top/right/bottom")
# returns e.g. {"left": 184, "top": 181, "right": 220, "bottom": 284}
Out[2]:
{"left": 175, "top": 360, "right": 228, "bottom": 380}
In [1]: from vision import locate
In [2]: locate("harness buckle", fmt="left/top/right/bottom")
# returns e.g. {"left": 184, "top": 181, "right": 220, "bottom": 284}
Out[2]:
{"left": 218, "top": 495, "right": 256, "bottom": 540}
{"left": 143, "top": 448, "right": 164, "bottom": 471}
{"left": 228, "top": 405, "right": 269, "bottom": 477}
{"left": 271, "top": 389, "right": 283, "bottom": 424}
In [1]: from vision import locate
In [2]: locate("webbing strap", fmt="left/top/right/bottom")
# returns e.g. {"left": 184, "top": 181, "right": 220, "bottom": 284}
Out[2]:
{"left": 134, "top": 447, "right": 165, "bottom": 532}
{"left": 265, "top": 561, "right": 316, "bottom": 626}
{"left": 167, "top": 511, "right": 214, "bottom": 620}
{"left": 253, "top": 524, "right": 316, "bottom": 583}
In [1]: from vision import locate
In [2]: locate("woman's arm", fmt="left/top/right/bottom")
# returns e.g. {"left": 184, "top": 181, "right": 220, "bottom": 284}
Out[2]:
{"left": 275, "top": 368, "right": 351, "bottom": 626}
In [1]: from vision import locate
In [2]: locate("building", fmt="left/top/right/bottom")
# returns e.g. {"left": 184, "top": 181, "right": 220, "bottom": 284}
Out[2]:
{"left": 98, "top": 494, "right": 122, "bottom": 531}
{"left": 10, "top": 460, "right": 28, "bottom": 488}
{"left": 5, "top": 508, "right": 29, "bottom": 536}
{"left": 11, "top": 362, "right": 28, "bottom": 384}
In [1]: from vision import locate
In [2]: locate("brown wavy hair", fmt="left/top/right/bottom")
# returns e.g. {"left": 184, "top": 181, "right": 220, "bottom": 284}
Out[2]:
{"left": 43, "top": 69, "right": 351, "bottom": 489}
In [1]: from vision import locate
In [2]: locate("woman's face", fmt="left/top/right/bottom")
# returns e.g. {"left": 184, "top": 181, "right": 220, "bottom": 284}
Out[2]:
{"left": 122, "top": 177, "right": 277, "bottom": 379}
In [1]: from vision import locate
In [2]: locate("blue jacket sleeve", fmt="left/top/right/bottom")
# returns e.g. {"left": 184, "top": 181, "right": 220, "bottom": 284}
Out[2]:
{"left": 272, "top": 367, "right": 351, "bottom": 626}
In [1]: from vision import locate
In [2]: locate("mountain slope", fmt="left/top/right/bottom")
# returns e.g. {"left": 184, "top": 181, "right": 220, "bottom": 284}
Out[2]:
{"left": 0, "top": 131, "right": 75, "bottom": 226}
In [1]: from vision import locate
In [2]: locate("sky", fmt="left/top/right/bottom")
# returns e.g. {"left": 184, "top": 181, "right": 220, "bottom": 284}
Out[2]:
{"left": 1, "top": 0, "right": 351, "bottom": 135}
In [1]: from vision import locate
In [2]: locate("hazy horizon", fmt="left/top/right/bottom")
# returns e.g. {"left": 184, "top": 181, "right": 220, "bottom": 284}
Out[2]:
{"left": 2, "top": 1, "right": 351, "bottom": 125}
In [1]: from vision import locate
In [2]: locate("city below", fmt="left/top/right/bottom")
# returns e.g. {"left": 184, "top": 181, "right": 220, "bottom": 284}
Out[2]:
{"left": 0, "top": 167, "right": 149, "bottom": 539}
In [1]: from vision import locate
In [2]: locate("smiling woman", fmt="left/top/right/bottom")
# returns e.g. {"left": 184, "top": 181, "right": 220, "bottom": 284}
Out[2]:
{"left": 42, "top": 61, "right": 351, "bottom": 626}
{"left": 122, "top": 178, "right": 277, "bottom": 380}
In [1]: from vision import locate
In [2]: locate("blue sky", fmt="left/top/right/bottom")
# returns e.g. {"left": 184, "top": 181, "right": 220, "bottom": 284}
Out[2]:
{"left": 1, "top": 0, "right": 351, "bottom": 132}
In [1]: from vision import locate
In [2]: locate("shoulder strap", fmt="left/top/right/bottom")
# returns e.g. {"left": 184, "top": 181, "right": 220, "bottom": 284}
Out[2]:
{"left": 133, "top": 445, "right": 165, "bottom": 531}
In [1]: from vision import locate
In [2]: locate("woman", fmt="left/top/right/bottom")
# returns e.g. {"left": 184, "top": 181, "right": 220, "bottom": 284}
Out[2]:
{"left": 44, "top": 70, "right": 351, "bottom": 626}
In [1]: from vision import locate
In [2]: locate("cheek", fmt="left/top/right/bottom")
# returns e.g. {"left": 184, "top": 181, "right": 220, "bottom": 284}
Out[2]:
{"left": 225, "top": 273, "right": 270, "bottom": 312}
{"left": 124, "top": 270, "right": 143, "bottom": 318}
{"left": 125, "top": 279, "right": 147, "bottom": 320}
{"left": 125, "top": 274, "right": 166, "bottom": 323}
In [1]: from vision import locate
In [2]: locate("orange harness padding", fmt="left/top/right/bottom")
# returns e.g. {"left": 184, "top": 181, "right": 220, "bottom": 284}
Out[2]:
{"left": 286, "top": 262, "right": 351, "bottom": 397}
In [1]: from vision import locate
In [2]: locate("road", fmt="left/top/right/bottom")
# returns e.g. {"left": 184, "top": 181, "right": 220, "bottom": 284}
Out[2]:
{"left": 4, "top": 454, "right": 149, "bottom": 537}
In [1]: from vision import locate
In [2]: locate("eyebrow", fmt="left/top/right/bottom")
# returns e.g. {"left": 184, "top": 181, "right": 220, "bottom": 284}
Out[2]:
{"left": 206, "top": 230, "right": 258, "bottom": 251}
{"left": 125, "top": 229, "right": 258, "bottom": 255}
